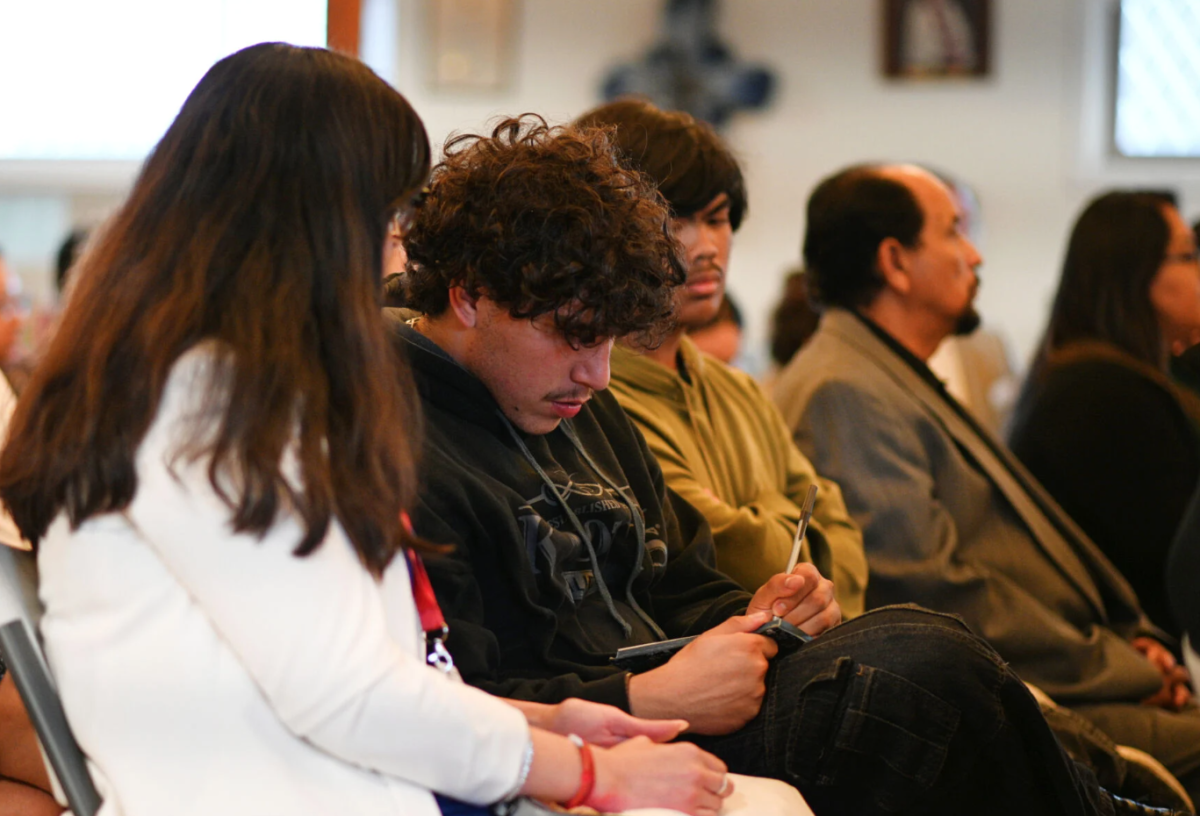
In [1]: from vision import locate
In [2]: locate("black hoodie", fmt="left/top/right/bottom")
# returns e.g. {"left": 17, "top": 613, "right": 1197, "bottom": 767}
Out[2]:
{"left": 388, "top": 311, "right": 751, "bottom": 710}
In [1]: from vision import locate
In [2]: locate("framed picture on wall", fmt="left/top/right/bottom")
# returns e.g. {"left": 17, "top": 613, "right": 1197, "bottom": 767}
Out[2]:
{"left": 882, "top": 0, "right": 991, "bottom": 79}
{"left": 426, "top": 0, "right": 517, "bottom": 91}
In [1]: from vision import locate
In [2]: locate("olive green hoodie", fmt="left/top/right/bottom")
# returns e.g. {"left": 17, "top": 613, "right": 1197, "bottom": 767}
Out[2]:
{"left": 609, "top": 336, "right": 867, "bottom": 617}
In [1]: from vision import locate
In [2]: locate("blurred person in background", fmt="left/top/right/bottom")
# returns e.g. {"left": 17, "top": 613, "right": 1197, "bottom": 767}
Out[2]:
{"left": 761, "top": 269, "right": 820, "bottom": 395}
{"left": 1010, "top": 190, "right": 1200, "bottom": 640}
{"left": 0, "top": 242, "right": 66, "bottom": 394}
{"left": 688, "top": 293, "right": 743, "bottom": 366}
{"left": 54, "top": 229, "right": 89, "bottom": 297}
{"left": 0, "top": 251, "right": 17, "bottom": 369}
{"left": 0, "top": 250, "right": 30, "bottom": 394}
{"left": 777, "top": 165, "right": 1200, "bottom": 804}
{"left": 1171, "top": 218, "right": 1200, "bottom": 398}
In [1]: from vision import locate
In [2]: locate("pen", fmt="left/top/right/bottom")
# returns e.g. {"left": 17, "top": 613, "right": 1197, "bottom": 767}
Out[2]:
{"left": 785, "top": 484, "right": 819, "bottom": 575}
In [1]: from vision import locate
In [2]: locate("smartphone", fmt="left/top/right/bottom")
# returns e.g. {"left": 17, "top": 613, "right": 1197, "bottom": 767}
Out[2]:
{"left": 755, "top": 616, "right": 813, "bottom": 645}
{"left": 611, "top": 635, "right": 698, "bottom": 673}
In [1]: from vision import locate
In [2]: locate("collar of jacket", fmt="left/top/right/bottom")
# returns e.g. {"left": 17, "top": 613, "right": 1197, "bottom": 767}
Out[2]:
{"left": 384, "top": 307, "right": 515, "bottom": 436}
{"left": 611, "top": 335, "right": 708, "bottom": 398}
{"left": 820, "top": 308, "right": 1156, "bottom": 628}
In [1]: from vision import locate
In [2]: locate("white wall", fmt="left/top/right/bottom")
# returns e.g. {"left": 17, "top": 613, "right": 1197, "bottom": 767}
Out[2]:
{"left": 6, "top": 0, "right": 1200, "bottom": 369}
{"left": 382, "top": 0, "right": 1200, "bottom": 371}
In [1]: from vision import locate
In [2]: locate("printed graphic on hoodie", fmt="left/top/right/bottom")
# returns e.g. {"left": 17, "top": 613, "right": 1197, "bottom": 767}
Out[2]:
{"left": 518, "top": 471, "right": 668, "bottom": 607}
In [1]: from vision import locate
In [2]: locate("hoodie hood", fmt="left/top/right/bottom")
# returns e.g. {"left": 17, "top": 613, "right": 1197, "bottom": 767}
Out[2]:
{"left": 385, "top": 307, "right": 514, "bottom": 436}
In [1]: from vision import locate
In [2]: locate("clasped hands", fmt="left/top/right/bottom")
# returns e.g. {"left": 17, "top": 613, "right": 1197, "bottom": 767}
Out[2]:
{"left": 1133, "top": 637, "right": 1193, "bottom": 711}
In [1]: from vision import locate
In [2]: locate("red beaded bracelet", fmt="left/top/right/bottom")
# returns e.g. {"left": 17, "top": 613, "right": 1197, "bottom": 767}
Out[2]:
{"left": 563, "top": 734, "right": 595, "bottom": 810}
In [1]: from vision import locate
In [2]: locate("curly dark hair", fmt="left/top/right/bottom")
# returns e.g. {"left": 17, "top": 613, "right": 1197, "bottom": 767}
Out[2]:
{"left": 404, "top": 115, "right": 685, "bottom": 346}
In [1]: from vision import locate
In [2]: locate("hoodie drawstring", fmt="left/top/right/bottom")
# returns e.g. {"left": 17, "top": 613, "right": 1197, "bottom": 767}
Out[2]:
{"left": 499, "top": 412, "right": 640, "bottom": 639}
{"left": 559, "top": 422, "right": 666, "bottom": 640}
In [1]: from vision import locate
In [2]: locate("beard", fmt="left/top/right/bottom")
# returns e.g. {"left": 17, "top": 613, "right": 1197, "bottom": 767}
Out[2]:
{"left": 953, "top": 305, "right": 982, "bottom": 336}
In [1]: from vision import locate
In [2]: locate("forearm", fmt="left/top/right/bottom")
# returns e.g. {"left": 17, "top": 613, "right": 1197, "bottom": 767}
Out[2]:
{"left": 626, "top": 670, "right": 681, "bottom": 721}
{"left": 519, "top": 729, "right": 584, "bottom": 804}
{"left": 502, "top": 698, "right": 555, "bottom": 729}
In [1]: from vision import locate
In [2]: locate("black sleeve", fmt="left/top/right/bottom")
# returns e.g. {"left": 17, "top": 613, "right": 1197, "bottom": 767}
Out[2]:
{"left": 414, "top": 487, "right": 635, "bottom": 709}
{"left": 1009, "top": 363, "right": 1199, "bottom": 636}
{"left": 1167, "top": 483, "right": 1200, "bottom": 641}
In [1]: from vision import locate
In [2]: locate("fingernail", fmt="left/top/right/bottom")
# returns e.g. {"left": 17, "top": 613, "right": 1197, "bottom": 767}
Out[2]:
{"left": 785, "top": 576, "right": 802, "bottom": 589}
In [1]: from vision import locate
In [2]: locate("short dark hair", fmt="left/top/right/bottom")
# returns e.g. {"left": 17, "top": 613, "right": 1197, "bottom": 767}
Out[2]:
{"left": 574, "top": 98, "right": 747, "bottom": 231}
{"left": 803, "top": 165, "right": 924, "bottom": 310}
{"left": 1042, "top": 190, "right": 1175, "bottom": 366}
{"left": 55, "top": 228, "right": 89, "bottom": 293}
{"left": 769, "top": 269, "right": 820, "bottom": 366}
{"left": 404, "top": 115, "right": 685, "bottom": 347}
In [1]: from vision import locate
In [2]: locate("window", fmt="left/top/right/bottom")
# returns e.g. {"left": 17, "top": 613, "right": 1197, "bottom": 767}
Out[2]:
{"left": 0, "top": 0, "right": 327, "bottom": 161}
{"left": 1114, "top": 0, "right": 1200, "bottom": 158}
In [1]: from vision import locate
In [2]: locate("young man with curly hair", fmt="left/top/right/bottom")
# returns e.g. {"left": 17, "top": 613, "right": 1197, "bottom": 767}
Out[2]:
{"left": 390, "top": 116, "right": 1122, "bottom": 816}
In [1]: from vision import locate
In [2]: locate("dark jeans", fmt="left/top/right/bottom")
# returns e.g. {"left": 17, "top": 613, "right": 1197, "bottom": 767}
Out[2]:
{"left": 435, "top": 794, "right": 491, "bottom": 815}
{"left": 689, "top": 606, "right": 1112, "bottom": 816}
{"left": 1067, "top": 700, "right": 1200, "bottom": 803}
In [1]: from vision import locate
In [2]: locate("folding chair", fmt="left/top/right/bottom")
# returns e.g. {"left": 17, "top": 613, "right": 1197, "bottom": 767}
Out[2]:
{"left": 0, "top": 537, "right": 102, "bottom": 816}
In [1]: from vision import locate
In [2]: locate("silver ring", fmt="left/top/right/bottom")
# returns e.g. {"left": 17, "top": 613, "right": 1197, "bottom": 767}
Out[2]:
{"left": 717, "top": 775, "right": 730, "bottom": 796}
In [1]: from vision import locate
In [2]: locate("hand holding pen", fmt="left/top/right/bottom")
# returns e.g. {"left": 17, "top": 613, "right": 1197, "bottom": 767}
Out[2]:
{"left": 745, "top": 484, "right": 841, "bottom": 638}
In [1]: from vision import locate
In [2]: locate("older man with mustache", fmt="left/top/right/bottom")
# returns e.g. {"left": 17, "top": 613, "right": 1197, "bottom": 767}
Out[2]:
{"left": 774, "top": 163, "right": 1200, "bottom": 804}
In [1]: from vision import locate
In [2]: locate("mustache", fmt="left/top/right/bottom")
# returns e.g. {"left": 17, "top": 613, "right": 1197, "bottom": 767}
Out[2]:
{"left": 546, "top": 388, "right": 591, "bottom": 403}
{"left": 686, "top": 260, "right": 725, "bottom": 280}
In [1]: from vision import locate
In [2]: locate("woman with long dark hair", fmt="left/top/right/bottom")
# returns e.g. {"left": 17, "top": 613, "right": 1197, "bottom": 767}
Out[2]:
{"left": 0, "top": 44, "right": 740, "bottom": 816}
{"left": 1009, "top": 190, "right": 1200, "bottom": 641}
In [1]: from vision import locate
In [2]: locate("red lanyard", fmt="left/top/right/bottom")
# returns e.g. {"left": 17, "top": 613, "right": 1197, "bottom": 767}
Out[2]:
{"left": 401, "top": 511, "right": 454, "bottom": 674}
{"left": 405, "top": 547, "right": 446, "bottom": 633}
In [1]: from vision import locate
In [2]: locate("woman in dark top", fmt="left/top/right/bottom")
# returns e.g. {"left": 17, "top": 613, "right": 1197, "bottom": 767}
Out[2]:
{"left": 1010, "top": 191, "right": 1200, "bottom": 638}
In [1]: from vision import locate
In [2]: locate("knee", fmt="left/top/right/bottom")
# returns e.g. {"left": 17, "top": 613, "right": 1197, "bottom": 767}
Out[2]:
{"left": 812, "top": 605, "right": 1009, "bottom": 707}
{"left": 852, "top": 603, "right": 976, "bottom": 637}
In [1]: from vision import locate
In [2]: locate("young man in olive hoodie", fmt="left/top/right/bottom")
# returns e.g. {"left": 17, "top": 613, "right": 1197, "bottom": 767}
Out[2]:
{"left": 579, "top": 100, "right": 867, "bottom": 615}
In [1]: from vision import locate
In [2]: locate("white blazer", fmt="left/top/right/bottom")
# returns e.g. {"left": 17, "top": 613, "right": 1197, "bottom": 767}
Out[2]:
{"left": 36, "top": 347, "right": 530, "bottom": 816}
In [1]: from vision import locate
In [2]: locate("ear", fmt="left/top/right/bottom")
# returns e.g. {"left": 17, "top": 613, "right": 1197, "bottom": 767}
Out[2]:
{"left": 446, "top": 285, "right": 481, "bottom": 328}
{"left": 875, "top": 237, "right": 913, "bottom": 296}
{"left": 387, "top": 213, "right": 404, "bottom": 242}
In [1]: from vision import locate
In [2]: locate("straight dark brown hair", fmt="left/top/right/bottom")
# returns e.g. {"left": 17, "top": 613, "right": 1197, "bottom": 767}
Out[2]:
{"left": 0, "top": 43, "right": 432, "bottom": 573}
{"left": 1040, "top": 190, "right": 1175, "bottom": 367}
